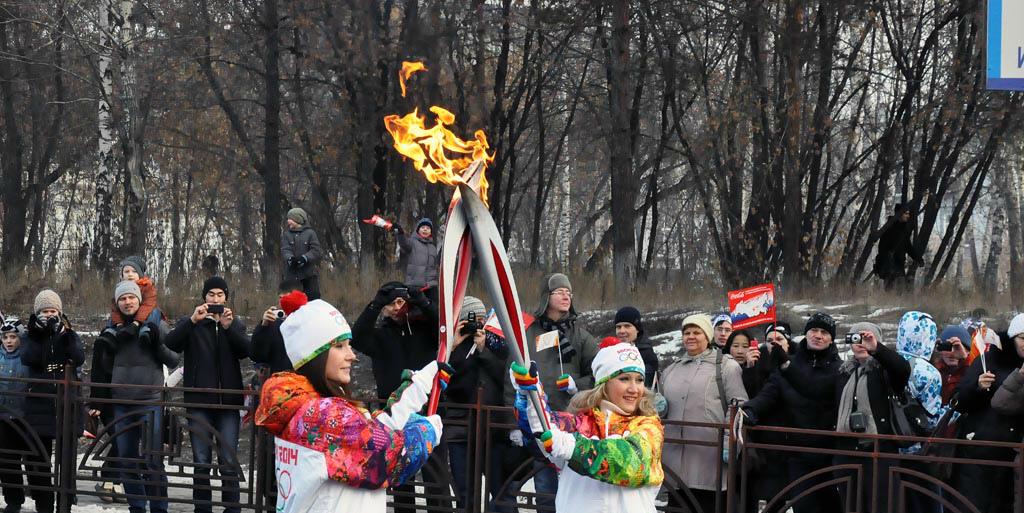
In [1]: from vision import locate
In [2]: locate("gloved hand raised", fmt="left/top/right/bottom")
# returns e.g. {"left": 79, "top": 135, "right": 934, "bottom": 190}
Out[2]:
{"left": 537, "top": 428, "right": 575, "bottom": 461}
{"left": 556, "top": 373, "right": 578, "bottom": 395}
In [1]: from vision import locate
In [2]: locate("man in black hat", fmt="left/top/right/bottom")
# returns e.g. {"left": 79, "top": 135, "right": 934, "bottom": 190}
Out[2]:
{"left": 873, "top": 203, "right": 925, "bottom": 290}
{"left": 613, "top": 306, "right": 658, "bottom": 387}
{"left": 164, "top": 277, "right": 250, "bottom": 513}
{"left": 742, "top": 312, "right": 842, "bottom": 513}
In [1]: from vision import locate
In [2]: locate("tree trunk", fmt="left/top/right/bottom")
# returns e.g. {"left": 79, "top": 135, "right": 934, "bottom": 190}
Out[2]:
{"left": 779, "top": 0, "right": 805, "bottom": 290}
{"left": 605, "top": 0, "right": 638, "bottom": 294}
{"left": 982, "top": 203, "right": 1005, "bottom": 293}
{"left": 93, "top": 0, "right": 120, "bottom": 278}
{"left": 261, "top": 0, "right": 283, "bottom": 277}
{"left": 1008, "top": 165, "right": 1024, "bottom": 308}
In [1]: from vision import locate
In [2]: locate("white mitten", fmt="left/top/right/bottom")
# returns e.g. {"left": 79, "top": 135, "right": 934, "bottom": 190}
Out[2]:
{"left": 509, "top": 430, "right": 524, "bottom": 447}
{"left": 537, "top": 428, "right": 575, "bottom": 462}
{"left": 425, "top": 414, "right": 443, "bottom": 443}
{"left": 386, "top": 361, "right": 439, "bottom": 428}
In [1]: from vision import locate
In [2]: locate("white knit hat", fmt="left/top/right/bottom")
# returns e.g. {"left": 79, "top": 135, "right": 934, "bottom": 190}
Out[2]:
{"left": 592, "top": 339, "right": 645, "bottom": 385}
{"left": 1009, "top": 313, "right": 1024, "bottom": 339}
{"left": 280, "top": 298, "right": 352, "bottom": 369}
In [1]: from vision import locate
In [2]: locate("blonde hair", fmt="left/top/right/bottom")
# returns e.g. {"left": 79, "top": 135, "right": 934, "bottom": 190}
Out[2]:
{"left": 568, "top": 378, "right": 658, "bottom": 417}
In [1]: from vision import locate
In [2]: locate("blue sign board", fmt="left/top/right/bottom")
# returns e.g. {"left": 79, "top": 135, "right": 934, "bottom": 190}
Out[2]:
{"left": 988, "top": 0, "right": 1024, "bottom": 90}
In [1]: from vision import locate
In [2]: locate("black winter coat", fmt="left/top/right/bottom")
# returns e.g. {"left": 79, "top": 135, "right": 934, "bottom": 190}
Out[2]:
{"left": 441, "top": 334, "right": 509, "bottom": 442}
{"left": 104, "top": 322, "right": 179, "bottom": 401}
{"left": 21, "top": 322, "right": 85, "bottom": 439}
{"left": 636, "top": 335, "right": 659, "bottom": 388}
{"left": 954, "top": 345, "right": 1024, "bottom": 461}
{"left": 251, "top": 320, "right": 292, "bottom": 373}
{"left": 874, "top": 216, "right": 922, "bottom": 276}
{"left": 164, "top": 317, "right": 250, "bottom": 406}
{"left": 351, "top": 301, "right": 440, "bottom": 399}
{"left": 743, "top": 341, "right": 842, "bottom": 451}
{"left": 281, "top": 227, "right": 323, "bottom": 280}
{"left": 833, "top": 343, "right": 911, "bottom": 448}
{"left": 741, "top": 343, "right": 797, "bottom": 447}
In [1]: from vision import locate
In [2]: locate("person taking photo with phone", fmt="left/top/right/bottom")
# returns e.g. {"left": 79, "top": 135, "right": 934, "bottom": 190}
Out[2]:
{"left": 164, "top": 276, "right": 251, "bottom": 513}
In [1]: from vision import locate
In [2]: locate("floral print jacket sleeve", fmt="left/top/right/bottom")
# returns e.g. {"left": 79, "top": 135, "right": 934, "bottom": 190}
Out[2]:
{"left": 565, "top": 409, "right": 665, "bottom": 488}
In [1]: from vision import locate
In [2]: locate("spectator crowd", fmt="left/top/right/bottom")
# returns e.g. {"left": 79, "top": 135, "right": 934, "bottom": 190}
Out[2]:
{"left": 0, "top": 234, "right": 1022, "bottom": 513}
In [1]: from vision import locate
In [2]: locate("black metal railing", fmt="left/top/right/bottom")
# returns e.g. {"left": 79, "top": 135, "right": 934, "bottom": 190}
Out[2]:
{"left": 0, "top": 366, "right": 1021, "bottom": 513}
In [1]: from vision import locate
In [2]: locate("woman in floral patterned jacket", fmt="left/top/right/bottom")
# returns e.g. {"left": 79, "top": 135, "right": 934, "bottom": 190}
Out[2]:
{"left": 511, "top": 338, "right": 664, "bottom": 513}
{"left": 256, "top": 293, "right": 451, "bottom": 513}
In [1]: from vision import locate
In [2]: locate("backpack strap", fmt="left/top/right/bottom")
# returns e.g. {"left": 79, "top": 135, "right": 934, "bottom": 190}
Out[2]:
{"left": 715, "top": 348, "right": 728, "bottom": 415}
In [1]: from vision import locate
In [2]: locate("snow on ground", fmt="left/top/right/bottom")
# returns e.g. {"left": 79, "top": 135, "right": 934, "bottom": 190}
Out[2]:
{"left": 650, "top": 330, "right": 682, "bottom": 357}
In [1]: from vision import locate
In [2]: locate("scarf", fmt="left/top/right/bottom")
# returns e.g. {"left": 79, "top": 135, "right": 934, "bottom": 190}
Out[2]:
{"left": 836, "top": 359, "right": 878, "bottom": 437}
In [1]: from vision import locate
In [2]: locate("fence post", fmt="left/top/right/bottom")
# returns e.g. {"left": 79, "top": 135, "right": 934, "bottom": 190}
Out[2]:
{"left": 57, "top": 364, "right": 76, "bottom": 513}
{"left": 471, "top": 386, "right": 485, "bottom": 513}
{"left": 725, "top": 403, "right": 738, "bottom": 513}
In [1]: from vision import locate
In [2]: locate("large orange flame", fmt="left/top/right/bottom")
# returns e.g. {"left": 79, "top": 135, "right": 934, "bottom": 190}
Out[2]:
{"left": 384, "top": 102, "right": 493, "bottom": 205}
{"left": 399, "top": 61, "right": 426, "bottom": 98}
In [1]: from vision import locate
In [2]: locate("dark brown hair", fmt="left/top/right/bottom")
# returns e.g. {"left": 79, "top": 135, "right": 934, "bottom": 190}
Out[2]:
{"left": 295, "top": 350, "right": 361, "bottom": 406}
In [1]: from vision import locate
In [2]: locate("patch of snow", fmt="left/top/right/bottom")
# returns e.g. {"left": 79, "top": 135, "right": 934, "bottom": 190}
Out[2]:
{"left": 650, "top": 330, "right": 682, "bottom": 356}
{"left": 786, "top": 303, "right": 814, "bottom": 313}
{"left": 866, "top": 307, "right": 903, "bottom": 318}
{"left": 822, "top": 304, "right": 854, "bottom": 311}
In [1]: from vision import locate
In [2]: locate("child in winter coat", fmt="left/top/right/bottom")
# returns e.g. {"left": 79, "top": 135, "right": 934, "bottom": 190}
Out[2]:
{"left": 109, "top": 256, "right": 160, "bottom": 326}
{"left": 0, "top": 317, "right": 30, "bottom": 511}
{"left": 510, "top": 339, "right": 664, "bottom": 513}
{"left": 255, "top": 294, "right": 451, "bottom": 513}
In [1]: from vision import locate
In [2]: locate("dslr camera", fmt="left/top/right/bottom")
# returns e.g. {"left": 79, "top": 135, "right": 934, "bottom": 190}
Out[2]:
{"left": 460, "top": 311, "right": 484, "bottom": 336}
{"left": 844, "top": 333, "right": 862, "bottom": 344}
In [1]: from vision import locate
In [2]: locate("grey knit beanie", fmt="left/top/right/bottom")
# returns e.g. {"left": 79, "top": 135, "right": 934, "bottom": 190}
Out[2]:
{"left": 114, "top": 280, "right": 142, "bottom": 302}
{"left": 287, "top": 208, "right": 309, "bottom": 226}
{"left": 34, "top": 289, "right": 63, "bottom": 314}
{"left": 848, "top": 321, "right": 883, "bottom": 344}
{"left": 460, "top": 296, "right": 487, "bottom": 322}
{"left": 119, "top": 255, "right": 147, "bottom": 276}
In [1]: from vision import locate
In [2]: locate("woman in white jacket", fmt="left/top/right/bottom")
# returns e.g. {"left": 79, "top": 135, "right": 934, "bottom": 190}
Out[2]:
{"left": 256, "top": 293, "right": 450, "bottom": 513}
{"left": 511, "top": 338, "right": 664, "bottom": 513}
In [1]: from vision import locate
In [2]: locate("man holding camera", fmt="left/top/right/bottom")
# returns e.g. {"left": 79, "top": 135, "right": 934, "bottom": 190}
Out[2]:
{"left": 251, "top": 279, "right": 303, "bottom": 374}
{"left": 281, "top": 207, "right": 323, "bottom": 300}
{"left": 351, "top": 281, "right": 439, "bottom": 399}
{"left": 933, "top": 325, "right": 972, "bottom": 403}
{"left": 831, "top": 322, "right": 911, "bottom": 512}
{"left": 164, "top": 276, "right": 250, "bottom": 513}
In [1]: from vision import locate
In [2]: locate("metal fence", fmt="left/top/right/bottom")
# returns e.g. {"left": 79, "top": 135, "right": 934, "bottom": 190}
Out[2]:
{"left": 0, "top": 366, "right": 1021, "bottom": 513}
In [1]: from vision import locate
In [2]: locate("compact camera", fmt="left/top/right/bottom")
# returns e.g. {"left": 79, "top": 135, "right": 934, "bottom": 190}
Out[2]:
{"left": 849, "top": 411, "right": 868, "bottom": 433}
{"left": 935, "top": 341, "right": 953, "bottom": 352}
{"left": 273, "top": 308, "right": 286, "bottom": 320}
{"left": 844, "top": 333, "right": 862, "bottom": 344}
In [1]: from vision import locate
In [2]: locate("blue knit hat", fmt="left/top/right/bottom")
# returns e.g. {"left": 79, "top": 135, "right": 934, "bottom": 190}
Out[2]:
{"left": 416, "top": 218, "right": 433, "bottom": 230}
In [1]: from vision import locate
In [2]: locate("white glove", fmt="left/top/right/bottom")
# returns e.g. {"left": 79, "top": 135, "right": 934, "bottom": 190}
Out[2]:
{"left": 509, "top": 430, "right": 524, "bottom": 447}
{"left": 538, "top": 428, "right": 575, "bottom": 462}
{"left": 556, "top": 373, "right": 578, "bottom": 395}
{"left": 426, "top": 414, "right": 443, "bottom": 443}
{"left": 378, "top": 361, "right": 438, "bottom": 430}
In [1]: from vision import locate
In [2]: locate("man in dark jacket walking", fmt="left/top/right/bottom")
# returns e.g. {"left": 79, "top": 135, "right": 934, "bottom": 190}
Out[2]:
{"left": 873, "top": 204, "right": 925, "bottom": 290}
{"left": 93, "top": 281, "right": 179, "bottom": 513}
{"left": 281, "top": 207, "right": 323, "bottom": 300}
{"left": 164, "top": 276, "right": 250, "bottom": 513}
{"left": 742, "top": 312, "right": 843, "bottom": 513}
